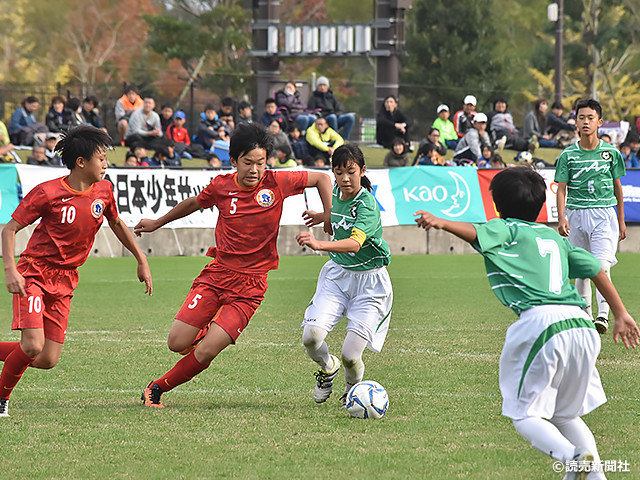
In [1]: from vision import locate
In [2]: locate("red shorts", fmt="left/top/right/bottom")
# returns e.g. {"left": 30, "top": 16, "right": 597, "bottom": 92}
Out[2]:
{"left": 12, "top": 257, "right": 79, "bottom": 344}
{"left": 175, "top": 261, "right": 268, "bottom": 342}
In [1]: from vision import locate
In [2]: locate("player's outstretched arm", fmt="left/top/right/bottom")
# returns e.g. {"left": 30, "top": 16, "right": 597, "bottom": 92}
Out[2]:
{"left": 414, "top": 210, "right": 477, "bottom": 244}
{"left": 591, "top": 269, "right": 639, "bottom": 349}
{"left": 134, "top": 197, "right": 202, "bottom": 236}
{"left": 296, "top": 231, "right": 360, "bottom": 253}
{"left": 556, "top": 182, "right": 570, "bottom": 237}
{"left": 2, "top": 219, "right": 26, "bottom": 296}
{"left": 305, "top": 171, "right": 333, "bottom": 235}
{"left": 108, "top": 217, "right": 153, "bottom": 296}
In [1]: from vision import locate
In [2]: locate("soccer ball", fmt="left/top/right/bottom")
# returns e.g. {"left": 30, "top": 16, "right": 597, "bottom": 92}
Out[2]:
{"left": 345, "top": 381, "right": 389, "bottom": 419}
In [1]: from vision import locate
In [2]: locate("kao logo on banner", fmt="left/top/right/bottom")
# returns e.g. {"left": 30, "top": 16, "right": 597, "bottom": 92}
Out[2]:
{"left": 403, "top": 171, "right": 471, "bottom": 218}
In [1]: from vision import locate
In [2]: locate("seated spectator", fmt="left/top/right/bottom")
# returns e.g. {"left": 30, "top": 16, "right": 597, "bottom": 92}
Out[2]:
{"left": 164, "top": 140, "right": 183, "bottom": 167}
{"left": 486, "top": 152, "right": 506, "bottom": 168}
{"left": 236, "top": 101, "right": 253, "bottom": 125}
{"left": 64, "top": 98, "right": 89, "bottom": 129}
{"left": 81, "top": 95, "right": 105, "bottom": 131}
{"left": 219, "top": 113, "right": 235, "bottom": 134}
{"left": 307, "top": 76, "right": 355, "bottom": 140}
{"left": 43, "top": 133, "right": 62, "bottom": 165}
{"left": 523, "top": 98, "right": 559, "bottom": 148}
{"left": 115, "top": 84, "right": 144, "bottom": 146}
{"left": 218, "top": 97, "right": 235, "bottom": 124}
{"left": 124, "top": 96, "right": 163, "bottom": 149}
{"left": 412, "top": 143, "right": 437, "bottom": 166}
{"left": 432, "top": 104, "right": 458, "bottom": 149}
{"left": 147, "top": 145, "right": 172, "bottom": 167}
{"left": 546, "top": 101, "right": 578, "bottom": 147}
{"left": 212, "top": 126, "right": 231, "bottom": 167}
{"left": 195, "top": 104, "right": 223, "bottom": 149}
{"left": 166, "top": 110, "right": 192, "bottom": 158}
{"left": 629, "top": 135, "right": 640, "bottom": 160}
{"left": 0, "top": 120, "right": 18, "bottom": 163}
{"left": 599, "top": 133, "right": 612, "bottom": 145}
{"left": 45, "top": 96, "right": 68, "bottom": 134}
{"left": 260, "top": 98, "right": 288, "bottom": 131}
{"left": 384, "top": 137, "right": 410, "bottom": 167}
{"left": 207, "top": 152, "right": 221, "bottom": 168}
{"left": 488, "top": 97, "right": 530, "bottom": 152}
{"left": 305, "top": 117, "right": 344, "bottom": 163}
{"left": 452, "top": 95, "right": 477, "bottom": 138}
{"left": 288, "top": 125, "right": 310, "bottom": 160}
{"left": 27, "top": 145, "right": 58, "bottom": 166}
{"left": 267, "top": 119, "right": 291, "bottom": 156}
{"left": 415, "top": 127, "right": 447, "bottom": 165}
{"left": 453, "top": 112, "right": 492, "bottom": 165}
{"left": 131, "top": 144, "right": 151, "bottom": 167}
{"left": 9, "top": 96, "right": 48, "bottom": 146}
{"left": 272, "top": 144, "right": 299, "bottom": 168}
{"left": 476, "top": 145, "right": 494, "bottom": 168}
{"left": 275, "top": 81, "right": 316, "bottom": 132}
{"left": 620, "top": 142, "right": 639, "bottom": 168}
{"left": 123, "top": 152, "right": 140, "bottom": 167}
{"left": 160, "top": 104, "right": 174, "bottom": 135}
{"left": 376, "top": 95, "right": 412, "bottom": 149}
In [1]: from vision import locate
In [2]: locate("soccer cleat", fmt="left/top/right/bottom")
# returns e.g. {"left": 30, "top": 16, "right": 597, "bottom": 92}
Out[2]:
{"left": 0, "top": 398, "right": 8, "bottom": 417}
{"left": 495, "top": 136, "right": 507, "bottom": 152}
{"left": 141, "top": 382, "right": 165, "bottom": 408}
{"left": 313, "top": 354, "right": 341, "bottom": 403}
{"left": 563, "top": 447, "right": 594, "bottom": 480}
{"left": 179, "top": 321, "right": 213, "bottom": 355}
{"left": 594, "top": 317, "right": 609, "bottom": 335}
{"left": 341, "top": 382, "right": 355, "bottom": 408}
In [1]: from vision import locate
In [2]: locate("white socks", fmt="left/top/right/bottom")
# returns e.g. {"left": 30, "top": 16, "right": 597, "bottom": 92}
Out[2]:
{"left": 302, "top": 326, "right": 331, "bottom": 370}
{"left": 577, "top": 259, "right": 613, "bottom": 319}
{"left": 513, "top": 417, "right": 576, "bottom": 462}
{"left": 341, "top": 331, "right": 368, "bottom": 385}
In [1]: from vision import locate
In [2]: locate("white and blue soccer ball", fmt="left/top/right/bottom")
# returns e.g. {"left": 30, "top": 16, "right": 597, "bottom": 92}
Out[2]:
{"left": 346, "top": 381, "right": 389, "bottom": 419}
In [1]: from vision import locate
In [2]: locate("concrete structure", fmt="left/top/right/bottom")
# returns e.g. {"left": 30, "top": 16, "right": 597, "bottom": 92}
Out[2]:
{"left": 3, "top": 225, "right": 639, "bottom": 258}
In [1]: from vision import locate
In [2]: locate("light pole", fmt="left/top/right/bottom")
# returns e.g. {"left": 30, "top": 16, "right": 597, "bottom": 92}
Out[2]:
{"left": 548, "top": 1, "right": 563, "bottom": 104}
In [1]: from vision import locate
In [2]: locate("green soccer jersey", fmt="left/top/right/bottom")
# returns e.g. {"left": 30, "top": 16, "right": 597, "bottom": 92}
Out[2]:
{"left": 554, "top": 139, "right": 626, "bottom": 209}
{"left": 329, "top": 185, "right": 390, "bottom": 270}
{"left": 473, "top": 218, "right": 601, "bottom": 315}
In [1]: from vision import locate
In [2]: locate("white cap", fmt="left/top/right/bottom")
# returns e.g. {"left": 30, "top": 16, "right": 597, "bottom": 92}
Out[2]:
{"left": 473, "top": 112, "right": 488, "bottom": 123}
{"left": 436, "top": 104, "right": 449, "bottom": 113}
{"left": 316, "top": 76, "right": 330, "bottom": 87}
{"left": 463, "top": 95, "right": 477, "bottom": 106}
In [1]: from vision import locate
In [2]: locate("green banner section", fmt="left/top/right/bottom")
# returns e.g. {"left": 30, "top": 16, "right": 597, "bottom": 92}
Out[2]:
{"left": 389, "top": 166, "right": 486, "bottom": 224}
{"left": 0, "top": 165, "right": 19, "bottom": 224}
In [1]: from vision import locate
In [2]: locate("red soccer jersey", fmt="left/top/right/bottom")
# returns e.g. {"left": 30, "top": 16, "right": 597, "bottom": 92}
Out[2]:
{"left": 166, "top": 125, "right": 191, "bottom": 145}
{"left": 12, "top": 177, "right": 119, "bottom": 268}
{"left": 197, "top": 169, "right": 308, "bottom": 274}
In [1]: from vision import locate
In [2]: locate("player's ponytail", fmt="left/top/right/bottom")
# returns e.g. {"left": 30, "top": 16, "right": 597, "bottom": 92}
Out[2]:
{"left": 331, "top": 144, "right": 373, "bottom": 193}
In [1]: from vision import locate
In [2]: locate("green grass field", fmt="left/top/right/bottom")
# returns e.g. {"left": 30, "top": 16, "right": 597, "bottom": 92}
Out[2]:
{"left": 1, "top": 254, "right": 638, "bottom": 479}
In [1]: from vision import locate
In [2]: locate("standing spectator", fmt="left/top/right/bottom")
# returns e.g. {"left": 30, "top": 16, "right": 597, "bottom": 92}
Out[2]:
{"left": 523, "top": 99, "right": 558, "bottom": 148}
{"left": 9, "top": 96, "right": 48, "bottom": 146}
{"left": 432, "top": 104, "right": 458, "bottom": 149}
{"left": 384, "top": 137, "right": 410, "bottom": 167}
{"left": 275, "top": 81, "right": 316, "bottom": 132}
{"left": 547, "top": 101, "right": 579, "bottom": 147}
{"left": 453, "top": 113, "right": 492, "bottom": 165}
{"left": 124, "top": 96, "right": 163, "bottom": 149}
{"left": 305, "top": 117, "right": 344, "bottom": 163}
{"left": 81, "top": 95, "right": 106, "bottom": 132}
{"left": 488, "top": 98, "right": 529, "bottom": 152}
{"left": 260, "top": 98, "right": 288, "bottom": 131}
{"left": 307, "top": 76, "right": 356, "bottom": 141}
{"left": 376, "top": 95, "right": 412, "bottom": 149}
{"left": 236, "top": 101, "right": 253, "bottom": 125}
{"left": 27, "top": 145, "right": 58, "bottom": 166}
{"left": 159, "top": 105, "right": 175, "bottom": 135}
{"left": 195, "top": 105, "right": 223, "bottom": 149}
{"left": 555, "top": 99, "right": 626, "bottom": 335}
{"left": 288, "top": 125, "right": 310, "bottom": 161}
{"left": 45, "top": 96, "right": 68, "bottom": 134}
{"left": 115, "top": 84, "right": 144, "bottom": 146}
{"left": 452, "top": 95, "right": 477, "bottom": 138}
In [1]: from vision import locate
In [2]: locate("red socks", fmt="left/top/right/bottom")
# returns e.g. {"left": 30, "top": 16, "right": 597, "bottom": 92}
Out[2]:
{"left": 0, "top": 345, "right": 36, "bottom": 399}
{"left": 154, "top": 351, "right": 210, "bottom": 393}
{"left": 0, "top": 341, "right": 20, "bottom": 361}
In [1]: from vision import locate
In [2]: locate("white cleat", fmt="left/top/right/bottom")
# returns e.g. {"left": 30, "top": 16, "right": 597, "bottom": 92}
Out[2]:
{"left": 313, "top": 354, "right": 341, "bottom": 403}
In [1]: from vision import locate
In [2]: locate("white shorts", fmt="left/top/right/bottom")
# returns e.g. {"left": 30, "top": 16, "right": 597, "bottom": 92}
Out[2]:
{"left": 567, "top": 207, "right": 618, "bottom": 266}
{"left": 302, "top": 260, "right": 393, "bottom": 353}
{"left": 500, "top": 304, "right": 606, "bottom": 420}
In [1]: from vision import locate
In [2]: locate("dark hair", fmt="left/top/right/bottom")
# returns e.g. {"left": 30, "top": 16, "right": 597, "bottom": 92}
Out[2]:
{"left": 533, "top": 98, "right": 548, "bottom": 132}
{"left": 125, "top": 152, "right": 138, "bottom": 163}
{"left": 238, "top": 100, "right": 252, "bottom": 110}
{"left": 222, "top": 97, "right": 234, "bottom": 107}
{"left": 22, "top": 96, "right": 39, "bottom": 106}
{"left": 84, "top": 95, "right": 99, "bottom": 108}
{"left": 428, "top": 127, "right": 440, "bottom": 136}
{"left": 575, "top": 98, "right": 602, "bottom": 119}
{"left": 276, "top": 143, "right": 292, "bottom": 156}
{"left": 124, "top": 84, "right": 137, "bottom": 94}
{"left": 391, "top": 137, "right": 406, "bottom": 152}
{"left": 229, "top": 122, "right": 274, "bottom": 160}
{"left": 490, "top": 167, "right": 546, "bottom": 221}
{"left": 55, "top": 126, "right": 112, "bottom": 170}
{"left": 265, "top": 98, "right": 277, "bottom": 106}
{"left": 204, "top": 104, "right": 216, "bottom": 112}
{"left": 67, "top": 97, "right": 81, "bottom": 111}
{"left": 51, "top": 95, "right": 66, "bottom": 106}
{"left": 493, "top": 97, "right": 508, "bottom": 109}
{"left": 160, "top": 104, "right": 172, "bottom": 111}
{"left": 154, "top": 146, "right": 171, "bottom": 159}
{"left": 288, "top": 124, "right": 301, "bottom": 134}
{"left": 550, "top": 101, "right": 563, "bottom": 110}
{"left": 331, "top": 144, "right": 373, "bottom": 192}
